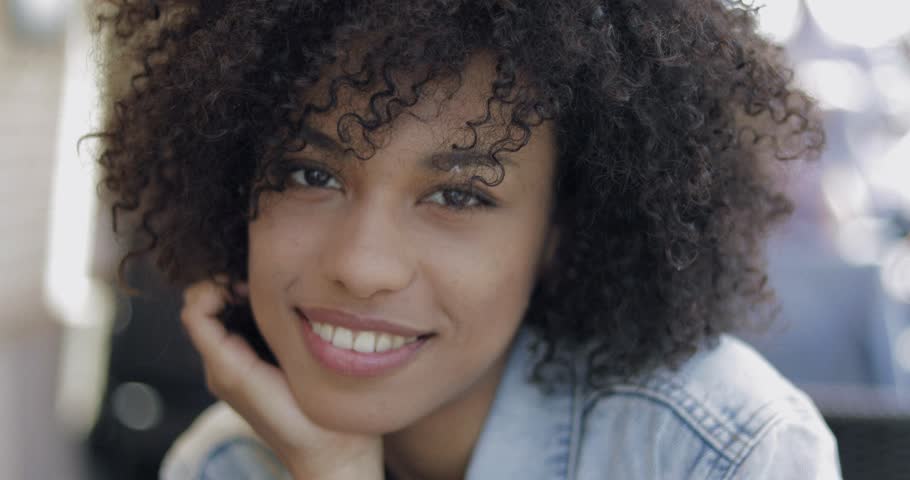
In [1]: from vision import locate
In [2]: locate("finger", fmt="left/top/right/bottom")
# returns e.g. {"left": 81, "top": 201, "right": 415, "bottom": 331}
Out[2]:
{"left": 180, "top": 282, "right": 284, "bottom": 400}
{"left": 180, "top": 283, "right": 230, "bottom": 366}
{"left": 223, "top": 353, "right": 318, "bottom": 450}
{"left": 203, "top": 332, "right": 273, "bottom": 398}
{"left": 182, "top": 285, "right": 308, "bottom": 430}
{"left": 183, "top": 315, "right": 263, "bottom": 401}
{"left": 232, "top": 281, "right": 250, "bottom": 297}
{"left": 180, "top": 281, "right": 253, "bottom": 379}
{"left": 189, "top": 333, "right": 310, "bottom": 444}
{"left": 180, "top": 282, "right": 312, "bottom": 439}
{"left": 208, "top": 274, "right": 248, "bottom": 302}
{"left": 183, "top": 280, "right": 231, "bottom": 320}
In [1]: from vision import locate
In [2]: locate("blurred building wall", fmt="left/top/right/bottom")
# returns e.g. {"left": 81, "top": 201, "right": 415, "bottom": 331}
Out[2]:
{"left": 0, "top": 6, "right": 61, "bottom": 334}
{"left": 0, "top": 3, "right": 86, "bottom": 480}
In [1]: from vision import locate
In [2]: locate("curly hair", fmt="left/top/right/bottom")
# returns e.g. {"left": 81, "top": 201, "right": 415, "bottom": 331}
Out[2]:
{"left": 91, "top": 0, "right": 823, "bottom": 385}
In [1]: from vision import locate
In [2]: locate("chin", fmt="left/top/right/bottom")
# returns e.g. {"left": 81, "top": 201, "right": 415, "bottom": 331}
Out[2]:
{"left": 294, "top": 390, "right": 418, "bottom": 435}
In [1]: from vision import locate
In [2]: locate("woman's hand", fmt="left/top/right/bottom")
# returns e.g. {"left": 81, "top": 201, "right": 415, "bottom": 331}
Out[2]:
{"left": 180, "top": 279, "right": 384, "bottom": 480}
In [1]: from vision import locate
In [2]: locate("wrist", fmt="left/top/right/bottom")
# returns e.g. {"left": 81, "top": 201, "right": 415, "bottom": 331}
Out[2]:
{"left": 286, "top": 445, "right": 384, "bottom": 480}
{"left": 290, "top": 461, "right": 384, "bottom": 480}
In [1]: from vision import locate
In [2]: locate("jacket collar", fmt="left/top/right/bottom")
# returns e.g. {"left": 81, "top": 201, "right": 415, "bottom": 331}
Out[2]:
{"left": 465, "top": 327, "right": 581, "bottom": 480}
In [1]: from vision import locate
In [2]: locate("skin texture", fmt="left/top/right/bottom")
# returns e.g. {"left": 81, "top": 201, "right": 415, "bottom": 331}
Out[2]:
{"left": 180, "top": 281, "right": 385, "bottom": 480}
{"left": 247, "top": 54, "right": 557, "bottom": 479}
{"left": 94, "top": 0, "right": 824, "bottom": 383}
{"left": 93, "top": 1, "right": 825, "bottom": 478}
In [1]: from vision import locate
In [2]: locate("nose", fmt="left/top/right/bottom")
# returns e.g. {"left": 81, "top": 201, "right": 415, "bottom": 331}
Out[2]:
{"left": 320, "top": 200, "right": 416, "bottom": 299}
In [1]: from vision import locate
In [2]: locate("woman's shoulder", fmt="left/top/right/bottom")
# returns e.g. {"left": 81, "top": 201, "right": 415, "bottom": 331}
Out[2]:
{"left": 159, "top": 402, "right": 291, "bottom": 480}
{"left": 591, "top": 334, "right": 817, "bottom": 419}
{"left": 578, "top": 334, "right": 841, "bottom": 478}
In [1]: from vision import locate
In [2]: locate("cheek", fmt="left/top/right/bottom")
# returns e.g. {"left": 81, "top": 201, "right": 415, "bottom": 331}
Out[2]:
{"left": 248, "top": 217, "right": 292, "bottom": 289}
{"left": 246, "top": 208, "right": 324, "bottom": 327}
{"left": 425, "top": 219, "right": 547, "bottom": 341}
{"left": 248, "top": 202, "right": 326, "bottom": 277}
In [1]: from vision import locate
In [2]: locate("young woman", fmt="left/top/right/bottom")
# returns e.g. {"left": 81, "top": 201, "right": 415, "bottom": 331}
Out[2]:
{"left": 92, "top": 1, "right": 840, "bottom": 478}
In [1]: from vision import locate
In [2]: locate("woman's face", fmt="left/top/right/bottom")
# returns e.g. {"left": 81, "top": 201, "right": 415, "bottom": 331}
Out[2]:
{"left": 247, "top": 54, "right": 557, "bottom": 434}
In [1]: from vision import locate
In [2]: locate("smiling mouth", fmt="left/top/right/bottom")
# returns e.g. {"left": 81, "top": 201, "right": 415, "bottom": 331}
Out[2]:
{"left": 306, "top": 318, "right": 434, "bottom": 353}
{"left": 296, "top": 310, "right": 436, "bottom": 377}
{"left": 294, "top": 307, "right": 435, "bottom": 354}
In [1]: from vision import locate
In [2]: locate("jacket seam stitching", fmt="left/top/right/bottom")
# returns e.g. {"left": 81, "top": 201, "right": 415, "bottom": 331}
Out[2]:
{"left": 565, "top": 375, "right": 585, "bottom": 480}
{"left": 719, "top": 410, "right": 788, "bottom": 480}
{"left": 584, "top": 386, "right": 747, "bottom": 463}
{"left": 720, "top": 396, "right": 820, "bottom": 480}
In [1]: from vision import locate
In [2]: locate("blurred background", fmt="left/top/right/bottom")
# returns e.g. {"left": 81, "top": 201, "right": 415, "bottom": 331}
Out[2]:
{"left": 1, "top": 1, "right": 909, "bottom": 479}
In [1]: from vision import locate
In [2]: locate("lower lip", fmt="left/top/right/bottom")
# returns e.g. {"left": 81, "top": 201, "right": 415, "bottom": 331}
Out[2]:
{"left": 298, "top": 315, "right": 431, "bottom": 377}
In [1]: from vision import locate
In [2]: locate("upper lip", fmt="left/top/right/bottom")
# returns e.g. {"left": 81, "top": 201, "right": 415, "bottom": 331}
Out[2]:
{"left": 296, "top": 307, "right": 434, "bottom": 338}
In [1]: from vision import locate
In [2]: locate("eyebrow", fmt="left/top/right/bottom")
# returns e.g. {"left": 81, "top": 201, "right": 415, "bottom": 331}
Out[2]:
{"left": 298, "top": 127, "right": 345, "bottom": 154}
{"left": 296, "top": 127, "right": 515, "bottom": 172}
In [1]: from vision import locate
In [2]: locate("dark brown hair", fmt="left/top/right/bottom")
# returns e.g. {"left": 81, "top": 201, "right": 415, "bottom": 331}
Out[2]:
{"left": 91, "top": 0, "right": 823, "bottom": 384}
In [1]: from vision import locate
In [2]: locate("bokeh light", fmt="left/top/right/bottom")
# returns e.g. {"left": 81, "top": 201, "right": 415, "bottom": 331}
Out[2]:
{"left": 822, "top": 165, "right": 871, "bottom": 222}
{"left": 9, "top": 0, "right": 69, "bottom": 37}
{"left": 865, "top": 132, "right": 910, "bottom": 211}
{"left": 111, "top": 382, "right": 164, "bottom": 431}
{"left": 806, "top": 0, "right": 910, "bottom": 48}
{"left": 834, "top": 216, "right": 897, "bottom": 266}
{"left": 872, "top": 63, "right": 910, "bottom": 120}
{"left": 797, "top": 59, "right": 872, "bottom": 112}
{"left": 894, "top": 325, "right": 910, "bottom": 371}
{"left": 755, "top": 0, "right": 803, "bottom": 44}
{"left": 882, "top": 240, "right": 910, "bottom": 303}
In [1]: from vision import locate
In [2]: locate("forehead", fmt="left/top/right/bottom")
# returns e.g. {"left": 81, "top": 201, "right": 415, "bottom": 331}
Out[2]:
{"left": 295, "top": 50, "right": 552, "bottom": 159}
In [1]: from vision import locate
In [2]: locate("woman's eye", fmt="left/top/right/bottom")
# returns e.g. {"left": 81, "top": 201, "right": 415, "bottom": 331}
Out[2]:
{"left": 425, "top": 188, "right": 490, "bottom": 210}
{"left": 289, "top": 167, "right": 342, "bottom": 189}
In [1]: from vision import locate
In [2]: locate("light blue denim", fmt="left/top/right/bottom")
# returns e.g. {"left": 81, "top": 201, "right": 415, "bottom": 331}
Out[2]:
{"left": 161, "top": 327, "right": 842, "bottom": 479}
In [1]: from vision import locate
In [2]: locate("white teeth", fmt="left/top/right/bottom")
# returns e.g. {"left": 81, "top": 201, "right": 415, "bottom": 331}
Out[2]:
{"left": 310, "top": 320, "right": 422, "bottom": 352}
{"left": 316, "top": 323, "right": 334, "bottom": 342}
{"left": 375, "top": 334, "right": 392, "bottom": 352}
{"left": 331, "top": 327, "right": 354, "bottom": 349}
{"left": 353, "top": 332, "right": 376, "bottom": 353}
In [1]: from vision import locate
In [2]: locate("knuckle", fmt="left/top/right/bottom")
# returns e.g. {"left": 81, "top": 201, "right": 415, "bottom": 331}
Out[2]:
{"left": 185, "top": 280, "right": 202, "bottom": 295}
{"left": 205, "top": 369, "right": 237, "bottom": 398}
{"left": 184, "top": 280, "right": 213, "bottom": 301}
{"left": 203, "top": 374, "right": 222, "bottom": 397}
{"left": 179, "top": 305, "right": 195, "bottom": 328}
{"left": 182, "top": 287, "right": 197, "bottom": 307}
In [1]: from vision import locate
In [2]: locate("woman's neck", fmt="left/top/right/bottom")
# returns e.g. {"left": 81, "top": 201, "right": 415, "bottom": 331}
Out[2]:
{"left": 382, "top": 354, "right": 508, "bottom": 480}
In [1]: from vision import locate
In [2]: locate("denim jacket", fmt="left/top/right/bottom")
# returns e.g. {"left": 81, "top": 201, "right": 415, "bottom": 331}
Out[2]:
{"left": 160, "top": 328, "right": 841, "bottom": 479}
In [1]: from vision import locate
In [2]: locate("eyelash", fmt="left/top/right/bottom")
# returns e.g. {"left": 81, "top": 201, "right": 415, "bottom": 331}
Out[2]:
{"left": 286, "top": 165, "right": 495, "bottom": 211}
